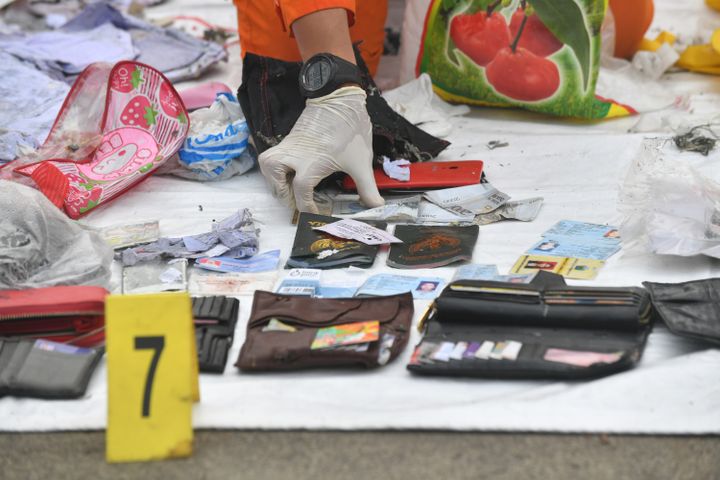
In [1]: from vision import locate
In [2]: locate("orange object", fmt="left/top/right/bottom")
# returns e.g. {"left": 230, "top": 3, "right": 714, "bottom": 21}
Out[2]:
{"left": 609, "top": 0, "right": 655, "bottom": 59}
{"left": 233, "top": 0, "right": 388, "bottom": 76}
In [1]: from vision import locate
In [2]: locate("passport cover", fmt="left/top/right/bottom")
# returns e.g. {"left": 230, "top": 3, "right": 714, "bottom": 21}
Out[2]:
{"left": 387, "top": 225, "right": 479, "bottom": 269}
{"left": 287, "top": 213, "right": 385, "bottom": 269}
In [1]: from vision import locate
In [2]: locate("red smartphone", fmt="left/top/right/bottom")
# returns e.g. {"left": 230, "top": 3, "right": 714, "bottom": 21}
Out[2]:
{"left": 341, "top": 160, "right": 484, "bottom": 191}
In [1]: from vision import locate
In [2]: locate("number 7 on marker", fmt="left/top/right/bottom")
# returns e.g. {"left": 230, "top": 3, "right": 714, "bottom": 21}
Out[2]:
{"left": 134, "top": 336, "right": 165, "bottom": 418}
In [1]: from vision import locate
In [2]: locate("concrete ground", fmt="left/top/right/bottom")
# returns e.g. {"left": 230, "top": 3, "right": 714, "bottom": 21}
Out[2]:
{"left": 1, "top": 431, "right": 718, "bottom": 479}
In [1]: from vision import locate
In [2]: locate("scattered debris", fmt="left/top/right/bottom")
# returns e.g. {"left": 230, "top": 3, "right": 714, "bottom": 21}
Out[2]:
{"left": 487, "top": 140, "right": 509, "bottom": 150}
{"left": 673, "top": 125, "right": 718, "bottom": 156}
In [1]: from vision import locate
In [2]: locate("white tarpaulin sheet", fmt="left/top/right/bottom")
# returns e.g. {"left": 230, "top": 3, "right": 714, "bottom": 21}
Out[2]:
{"left": 1, "top": 0, "right": 719, "bottom": 433}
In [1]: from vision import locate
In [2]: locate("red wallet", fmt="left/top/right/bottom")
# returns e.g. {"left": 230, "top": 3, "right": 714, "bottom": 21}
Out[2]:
{"left": 0, "top": 286, "right": 108, "bottom": 347}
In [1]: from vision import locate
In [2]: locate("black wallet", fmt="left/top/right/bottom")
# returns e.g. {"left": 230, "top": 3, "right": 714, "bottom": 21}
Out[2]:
{"left": 643, "top": 278, "right": 720, "bottom": 345}
{"left": 0, "top": 338, "right": 103, "bottom": 399}
{"left": 407, "top": 272, "right": 654, "bottom": 379}
{"left": 192, "top": 296, "right": 239, "bottom": 373}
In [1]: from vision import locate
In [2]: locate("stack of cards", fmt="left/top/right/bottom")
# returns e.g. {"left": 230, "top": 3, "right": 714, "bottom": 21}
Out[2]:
{"left": 409, "top": 339, "right": 523, "bottom": 365}
{"left": 512, "top": 220, "right": 622, "bottom": 280}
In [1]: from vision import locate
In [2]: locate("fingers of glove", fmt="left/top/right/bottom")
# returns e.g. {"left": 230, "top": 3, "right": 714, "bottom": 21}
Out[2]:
{"left": 292, "top": 172, "right": 322, "bottom": 214}
{"left": 258, "top": 151, "right": 294, "bottom": 206}
{"left": 290, "top": 156, "right": 343, "bottom": 213}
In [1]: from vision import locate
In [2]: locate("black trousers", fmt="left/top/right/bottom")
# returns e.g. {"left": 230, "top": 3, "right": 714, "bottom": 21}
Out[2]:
{"left": 237, "top": 49, "right": 450, "bottom": 164}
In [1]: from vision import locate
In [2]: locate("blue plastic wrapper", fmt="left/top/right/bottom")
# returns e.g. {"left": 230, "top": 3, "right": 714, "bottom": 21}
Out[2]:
{"left": 178, "top": 93, "right": 251, "bottom": 180}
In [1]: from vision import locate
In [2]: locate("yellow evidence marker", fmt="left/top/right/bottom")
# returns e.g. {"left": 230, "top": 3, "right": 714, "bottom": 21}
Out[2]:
{"left": 105, "top": 292, "right": 200, "bottom": 463}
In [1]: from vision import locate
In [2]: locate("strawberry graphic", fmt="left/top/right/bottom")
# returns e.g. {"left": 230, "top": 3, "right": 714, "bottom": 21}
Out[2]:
{"left": 77, "top": 187, "right": 103, "bottom": 215}
{"left": 65, "top": 184, "right": 103, "bottom": 217}
{"left": 159, "top": 82, "right": 187, "bottom": 124}
{"left": 121, "top": 96, "right": 158, "bottom": 129}
{"left": 111, "top": 65, "right": 144, "bottom": 93}
{"left": 131, "top": 67, "right": 144, "bottom": 90}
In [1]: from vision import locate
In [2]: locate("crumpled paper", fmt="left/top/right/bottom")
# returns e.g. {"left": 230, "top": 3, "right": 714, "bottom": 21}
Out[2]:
{"left": 120, "top": 209, "right": 259, "bottom": 266}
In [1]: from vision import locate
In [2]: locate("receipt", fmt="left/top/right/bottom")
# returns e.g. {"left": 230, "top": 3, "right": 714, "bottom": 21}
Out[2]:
{"left": 474, "top": 197, "right": 544, "bottom": 225}
{"left": 314, "top": 219, "right": 402, "bottom": 245}
{"left": 424, "top": 183, "right": 510, "bottom": 216}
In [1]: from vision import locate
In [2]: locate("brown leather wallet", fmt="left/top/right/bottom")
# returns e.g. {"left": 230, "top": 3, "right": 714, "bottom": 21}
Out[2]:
{"left": 235, "top": 291, "right": 414, "bottom": 371}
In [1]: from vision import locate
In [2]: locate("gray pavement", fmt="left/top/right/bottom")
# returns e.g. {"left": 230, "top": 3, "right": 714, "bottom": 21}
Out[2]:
{"left": 1, "top": 431, "right": 718, "bottom": 480}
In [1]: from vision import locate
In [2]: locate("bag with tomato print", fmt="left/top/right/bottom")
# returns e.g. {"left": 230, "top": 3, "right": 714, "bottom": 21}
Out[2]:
{"left": 7, "top": 61, "right": 189, "bottom": 219}
{"left": 402, "top": 0, "right": 637, "bottom": 119}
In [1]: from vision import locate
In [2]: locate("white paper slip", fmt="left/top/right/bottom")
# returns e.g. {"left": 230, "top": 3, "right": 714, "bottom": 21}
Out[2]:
{"left": 382, "top": 157, "right": 411, "bottom": 181}
{"left": 286, "top": 269, "right": 322, "bottom": 281}
{"left": 331, "top": 194, "right": 420, "bottom": 222}
{"left": 189, "top": 272, "right": 277, "bottom": 295}
{"left": 431, "top": 342, "right": 455, "bottom": 362}
{"left": 202, "top": 244, "right": 230, "bottom": 258}
{"left": 159, "top": 267, "right": 183, "bottom": 284}
{"left": 475, "top": 341, "right": 495, "bottom": 360}
{"left": 449, "top": 342, "right": 468, "bottom": 360}
{"left": 417, "top": 201, "right": 474, "bottom": 225}
{"left": 314, "top": 218, "right": 402, "bottom": 245}
{"left": 99, "top": 220, "right": 160, "bottom": 249}
{"left": 424, "top": 183, "right": 510, "bottom": 216}
{"left": 474, "top": 197, "right": 544, "bottom": 225}
{"left": 501, "top": 341, "right": 523, "bottom": 361}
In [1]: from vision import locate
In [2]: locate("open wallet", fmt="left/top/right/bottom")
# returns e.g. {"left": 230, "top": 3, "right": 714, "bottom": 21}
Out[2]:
{"left": 235, "top": 291, "right": 413, "bottom": 371}
{"left": 0, "top": 286, "right": 107, "bottom": 347}
{"left": 0, "top": 338, "right": 103, "bottom": 399}
{"left": 407, "top": 272, "right": 654, "bottom": 379}
{"left": 643, "top": 278, "right": 720, "bottom": 345}
{"left": 192, "top": 296, "right": 239, "bottom": 373}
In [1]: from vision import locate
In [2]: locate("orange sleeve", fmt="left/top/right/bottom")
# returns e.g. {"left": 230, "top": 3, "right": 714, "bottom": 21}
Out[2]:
{"left": 275, "top": 0, "right": 356, "bottom": 34}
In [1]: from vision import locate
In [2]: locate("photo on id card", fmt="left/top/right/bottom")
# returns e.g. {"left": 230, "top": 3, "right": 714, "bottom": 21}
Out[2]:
{"left": 511, "top": 255, "right": 566, "bottom": 275}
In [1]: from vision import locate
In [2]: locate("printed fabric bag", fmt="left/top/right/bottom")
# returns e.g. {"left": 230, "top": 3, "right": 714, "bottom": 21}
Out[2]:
{"left": 8, "top": 61, "right": 189, "bottom": 218}
{"left": 406, "top": 0, "right": 635, "bottom": 119}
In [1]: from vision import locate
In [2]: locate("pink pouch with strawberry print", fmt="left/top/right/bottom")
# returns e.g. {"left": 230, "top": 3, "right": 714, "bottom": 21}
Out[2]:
{"left": 10, "top": 61, "right": 189, "bottom": 219}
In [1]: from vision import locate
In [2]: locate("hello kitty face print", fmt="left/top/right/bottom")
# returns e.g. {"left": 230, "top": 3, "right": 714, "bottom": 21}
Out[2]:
{"left": 78, "top": 128, "right": 159, "bottom": 181}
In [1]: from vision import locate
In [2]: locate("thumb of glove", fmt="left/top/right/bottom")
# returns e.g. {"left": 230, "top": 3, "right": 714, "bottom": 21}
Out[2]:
{"left": 348, "top": 164, "right": 384, "bottom": 209}
{"left": 342, "top": 134, "right": 384, "bottom": 209}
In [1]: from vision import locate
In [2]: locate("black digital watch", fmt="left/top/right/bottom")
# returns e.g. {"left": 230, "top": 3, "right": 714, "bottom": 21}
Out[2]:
{"left": 299, "top": 53, "right": 362, "bottom": 99}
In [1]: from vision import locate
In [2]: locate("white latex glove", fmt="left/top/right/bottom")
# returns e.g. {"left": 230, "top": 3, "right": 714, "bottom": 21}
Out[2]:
{"left": 258, "top": 86, "right": 384, "bottom": 213}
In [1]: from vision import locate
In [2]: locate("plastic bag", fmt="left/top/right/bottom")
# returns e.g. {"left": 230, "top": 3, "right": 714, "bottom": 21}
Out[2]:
{"left": 619, "top": 136, "right": 720, "bottom": 259}
{"left": 382, "top": 73, "right": 470, "bottom": 138}
{"left": 398, "top": 0, "right": 665, "bottom": 119}
{"left": 176, "top": 93, "right": 252, "bottom": 181}
{"left": 0, "top": 180, "right": 112, "bottom": 289}
{"left": 5, "top": 61, "right": 189, "bottom": 219}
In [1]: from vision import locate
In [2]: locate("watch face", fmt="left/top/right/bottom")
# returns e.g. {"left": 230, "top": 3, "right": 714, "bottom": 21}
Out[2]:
{"left": 303, "top": 57, "right": 333, "bottom": 92}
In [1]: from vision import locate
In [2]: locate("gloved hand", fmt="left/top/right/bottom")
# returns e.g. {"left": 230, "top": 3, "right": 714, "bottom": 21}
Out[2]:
{"left": 258, "top": 86, "right": 384, "bottom": 213}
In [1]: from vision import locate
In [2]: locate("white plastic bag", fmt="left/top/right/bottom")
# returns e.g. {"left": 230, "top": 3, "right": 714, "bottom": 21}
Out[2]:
{"left": 0, "top": 180, "right": 112, "bottom": 288}
{"left": 619, "top": 137, "right": 720, "bottom": 259}
{"left": 177, "top": 93, "right": 252, "bottom": 181}
{"left": 382, "top": 73, "right": 470, "bottom": 138}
